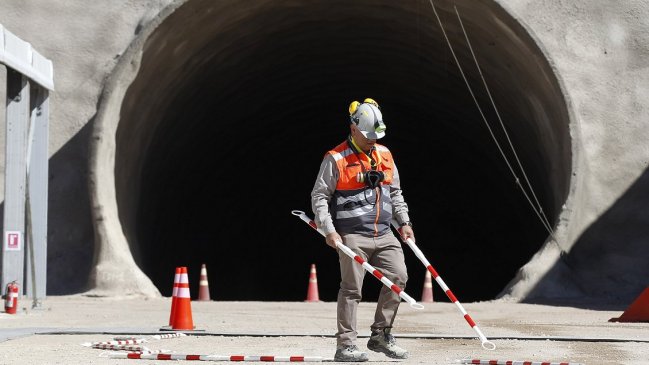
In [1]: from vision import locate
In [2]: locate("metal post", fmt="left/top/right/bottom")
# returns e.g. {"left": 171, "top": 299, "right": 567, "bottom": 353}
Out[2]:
{"left": 25, "top": 86, "right": 48, "bottom": 307}
{"left": 1, "top": 69, "right": 29, "bottom": 293}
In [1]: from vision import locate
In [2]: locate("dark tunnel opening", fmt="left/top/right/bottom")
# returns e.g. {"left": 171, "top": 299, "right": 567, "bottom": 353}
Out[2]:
{"left": 115, "top": 0, "right": 571, "bottom": 302}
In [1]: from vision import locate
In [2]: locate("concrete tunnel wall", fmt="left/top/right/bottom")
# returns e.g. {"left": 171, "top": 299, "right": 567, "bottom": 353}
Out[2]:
{"left": 1, "top": 0, "right": 648, "bottom": 303}
{"left": 92, "top": 0, "right": 571, "bottom": 302}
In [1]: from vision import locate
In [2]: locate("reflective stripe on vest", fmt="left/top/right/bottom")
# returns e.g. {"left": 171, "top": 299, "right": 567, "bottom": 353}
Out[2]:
{"left": 327, "top": 141, "right": 394, "bottom": 236}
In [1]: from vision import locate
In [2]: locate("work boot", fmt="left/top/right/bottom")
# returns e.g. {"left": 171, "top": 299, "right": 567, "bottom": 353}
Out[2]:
{"left": 367, "top": 329, "right": 409, "bottom": 359}
{"left": 334, "top": 345, "right": 369, "bottom": 362}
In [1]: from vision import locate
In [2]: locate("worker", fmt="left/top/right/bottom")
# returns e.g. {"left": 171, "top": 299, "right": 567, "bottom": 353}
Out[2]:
{"left": 311, "top": 98, "right": 415, "bottom": 362}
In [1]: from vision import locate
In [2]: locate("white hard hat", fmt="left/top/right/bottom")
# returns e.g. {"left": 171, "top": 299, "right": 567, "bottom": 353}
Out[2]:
{"left": 349, "top": 98, "right": 386, "bottom": 139}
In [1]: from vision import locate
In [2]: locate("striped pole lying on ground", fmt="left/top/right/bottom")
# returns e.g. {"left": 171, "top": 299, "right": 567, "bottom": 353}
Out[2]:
{"left": 150, "top": 333, "right": 187, "bottom": 340}
{"left": 291, "top": 210, "right": 424, "bottom": 310}
{"left": 392, "top": 220, "right": 496, "bottom": 350}
{"left": 89, "top": 344, "right": 151, "bottom": 352}
{"left": 104, "top": 350, "right": 171, "bottom": 355}
{"left": 82, "top": 339, "right": 147, "bottom": 347}
{"left": 113, "top": 333, "right": 187, "bottom": 342}
{"left": 113, "top": 336, "right": 145, "bottom": 341}
{"left": 460, "top": 359, "right": 584, "bottom": 365}
{"left": 106, "top": 353, "right": 324, "bottom": 362}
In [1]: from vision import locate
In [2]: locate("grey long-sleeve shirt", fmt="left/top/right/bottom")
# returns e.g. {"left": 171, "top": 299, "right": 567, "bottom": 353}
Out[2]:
{"left": 310, "top": 153, "right": 411, "bottom": 235}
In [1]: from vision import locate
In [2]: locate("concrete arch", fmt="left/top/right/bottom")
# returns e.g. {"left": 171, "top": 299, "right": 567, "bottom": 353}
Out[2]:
{"left": 89, "top": 0, "right": 576, "bottom": 300}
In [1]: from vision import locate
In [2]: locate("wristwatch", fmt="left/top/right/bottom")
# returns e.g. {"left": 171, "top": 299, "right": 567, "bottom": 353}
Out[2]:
{"left": 400, "top": 221, "right": 413, "bottom": 227}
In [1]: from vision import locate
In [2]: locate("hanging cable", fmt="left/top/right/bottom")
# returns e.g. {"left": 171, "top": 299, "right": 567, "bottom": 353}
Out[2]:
{"left": 426, "top": 0, "right": 558, "bottom": 242}
{"left": 452, "top": 6, "right": 556, "bottom": 239}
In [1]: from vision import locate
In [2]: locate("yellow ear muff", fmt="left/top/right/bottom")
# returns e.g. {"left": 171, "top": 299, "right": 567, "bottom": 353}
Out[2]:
{"left": 349, "top": 101, "right": 361, "bottom": 115}
{"left": 363, "top": 98, "right": 379, "bottom": 109}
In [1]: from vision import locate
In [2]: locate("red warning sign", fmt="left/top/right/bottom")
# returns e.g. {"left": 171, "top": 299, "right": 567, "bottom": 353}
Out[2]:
{"left": 5, "top": 231, "right": 21, "bottom": 251}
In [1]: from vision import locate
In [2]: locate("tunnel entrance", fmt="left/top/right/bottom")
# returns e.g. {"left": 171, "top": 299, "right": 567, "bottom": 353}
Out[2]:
{"left": 114, "top": 0, "right": 571, "bottom": 302}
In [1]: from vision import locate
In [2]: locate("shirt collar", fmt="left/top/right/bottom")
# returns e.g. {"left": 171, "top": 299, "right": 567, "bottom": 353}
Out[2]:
{"left": 347, "top": 135, "right": 381, "bottom": 168}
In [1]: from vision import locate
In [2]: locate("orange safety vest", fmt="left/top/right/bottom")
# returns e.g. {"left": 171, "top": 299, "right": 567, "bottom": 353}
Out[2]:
{"left": 327, "top": 139, "right": 395, "bottom": 236}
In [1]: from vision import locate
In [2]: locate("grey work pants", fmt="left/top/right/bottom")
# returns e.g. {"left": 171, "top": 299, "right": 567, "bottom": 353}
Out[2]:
{"left": 336, "top": 232, "right": 408, "bottom": 347}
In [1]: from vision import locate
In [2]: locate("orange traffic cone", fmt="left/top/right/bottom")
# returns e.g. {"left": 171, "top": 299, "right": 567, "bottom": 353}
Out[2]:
{"left": 305, "top": 264, "right": 320, "bottom": 302}
{"left": 610, "top": 287, "right": 649, "bottom": 322}
{"left": 171, "top": 266, "right": 195, "bottom": 330}
{"left": 421, "top": 270, "right": 434, "bottom": 303}
{"left": 168, "top": 267, "right": 181, "bottom": 326}
{"left": 197, "top": 264, "right": 211, "bottom": 301}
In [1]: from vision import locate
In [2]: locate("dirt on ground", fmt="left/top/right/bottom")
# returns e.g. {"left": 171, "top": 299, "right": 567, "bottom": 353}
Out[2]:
{"left": 0, "top": 296, "right": 647, "bottom": 364}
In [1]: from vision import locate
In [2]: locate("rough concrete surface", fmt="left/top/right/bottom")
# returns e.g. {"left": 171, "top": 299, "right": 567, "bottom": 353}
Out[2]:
{"left": 1, "top": 296, "right": 648, "bottom": 364}
{"left": 0, "top": 0, "right": 174, "bottom": 294}
{"left": 0, "top": 0, "right": 648, "bottom": 304}
{"left": 497, "top": 0, "right": 649, "bottom": 302}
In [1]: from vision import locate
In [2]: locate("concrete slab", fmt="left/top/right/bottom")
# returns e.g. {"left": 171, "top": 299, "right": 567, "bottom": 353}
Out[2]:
{"left": 0, "top": 296, "right": 648, "bottom": 364}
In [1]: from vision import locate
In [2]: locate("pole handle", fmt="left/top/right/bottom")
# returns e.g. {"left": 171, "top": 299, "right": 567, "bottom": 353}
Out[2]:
{"left": 401, "top": 293, "right": 425, "bottom": 310}
{"left": 481, "top": 340, "right": 496, "bottom": 351}
{"left": 292, "top": 210, "right": 325, "bottom": 235}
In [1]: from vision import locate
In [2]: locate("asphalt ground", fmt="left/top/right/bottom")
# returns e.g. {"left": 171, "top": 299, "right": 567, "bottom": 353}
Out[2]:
{"left": 1, "top": 296, "right": 648, "bottom": 364}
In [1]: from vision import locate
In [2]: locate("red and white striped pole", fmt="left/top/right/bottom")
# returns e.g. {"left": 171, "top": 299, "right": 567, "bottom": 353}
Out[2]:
{"left": 391, "top": 220, "right": 495, "bottom": 350}
{"left": 106, "top": 353, "right": 324, "bottom": 362}
{"left": 112, "top": 334, "right": 186, "bottom": 342}
{"left": 150, "top": 333, "right": 187, "bottom": 340}
{"left": 83, "top": 339, "right": 147, "bottom": 347}
{"left": 460, "top": 359, "right": 583, "bottom": 365}
{"left": 291, "top": 210, "right": 423, "bottom": 310}
{"left": 89, "top": 344, "right": 151, "bottom": 352}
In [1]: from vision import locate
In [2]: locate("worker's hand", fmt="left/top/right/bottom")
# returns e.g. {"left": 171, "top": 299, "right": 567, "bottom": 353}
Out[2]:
{"left": 325, "top": 232, "right": 342, "bottom": 249}
{"left": 399, "top": 225, "right": 415, "bottom": 243}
